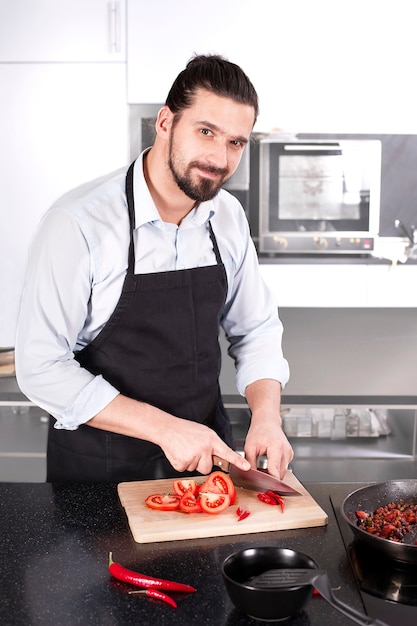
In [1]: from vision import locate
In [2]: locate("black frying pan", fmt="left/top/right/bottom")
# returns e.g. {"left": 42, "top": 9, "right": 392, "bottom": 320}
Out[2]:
{"left": 341, "top": 479, "right": 417, "bottom": 564}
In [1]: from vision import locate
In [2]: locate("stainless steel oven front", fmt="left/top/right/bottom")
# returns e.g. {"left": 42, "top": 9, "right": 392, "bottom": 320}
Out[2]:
{"left": 258, "top": 137, "right": 382, "bottom": 254}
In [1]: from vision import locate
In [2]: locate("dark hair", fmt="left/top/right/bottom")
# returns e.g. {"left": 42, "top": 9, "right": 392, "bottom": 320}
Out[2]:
{"left": 165, "top": 54, "right": 259, "bottom": 123}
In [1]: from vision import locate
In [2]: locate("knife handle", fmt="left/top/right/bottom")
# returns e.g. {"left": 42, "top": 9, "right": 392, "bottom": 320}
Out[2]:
{"left": 212, "top": 455, "right": 230, "bottom": 471}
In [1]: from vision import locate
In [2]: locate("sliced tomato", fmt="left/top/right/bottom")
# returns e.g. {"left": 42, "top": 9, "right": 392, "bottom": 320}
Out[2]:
{"left": 200, "top": 471, "right": 236, "bottom": 505}
{"left": 199, "top": 491, "right": 230, "bottom": 514}
{"left": 173, "top": 479, "right": 200, "bottom": 497}
{"left": 145, "top": 493, "right": 181, "bottom": 511}
{"left": 179, "top": 492, "right": 202, "bottom": 514}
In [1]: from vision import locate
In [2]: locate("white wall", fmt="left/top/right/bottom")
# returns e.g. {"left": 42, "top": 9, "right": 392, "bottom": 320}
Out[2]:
{"left": 1, "top": 0, "right": 417, "bottom": 345}
{"left": 127, "top": 0, "right": 417, "bottom": 134}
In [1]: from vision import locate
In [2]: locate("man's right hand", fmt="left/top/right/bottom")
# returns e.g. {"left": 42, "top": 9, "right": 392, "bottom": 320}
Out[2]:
{"left": 88, "top": 394, "right": 251, "bottom": 476}
{"left": 157, "top": 413, "right": 251, "bottom": 475}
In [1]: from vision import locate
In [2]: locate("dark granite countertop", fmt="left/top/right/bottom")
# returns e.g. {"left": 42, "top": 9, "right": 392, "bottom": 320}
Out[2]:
{"left": 1, "top": 481, "right": 370, "bottom": 625}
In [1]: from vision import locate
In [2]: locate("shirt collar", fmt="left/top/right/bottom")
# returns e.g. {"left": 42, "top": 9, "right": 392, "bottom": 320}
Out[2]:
{"left": 133, "top": 150, "right": 216, "bottom": 229}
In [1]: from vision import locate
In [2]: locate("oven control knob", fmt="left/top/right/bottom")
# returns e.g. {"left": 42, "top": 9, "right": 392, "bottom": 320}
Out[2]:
{"left": 273, "top": 236, "right": 288, "bottom": 250}
{"left": 313, "top": 236, "right": 328, "bottom": 250}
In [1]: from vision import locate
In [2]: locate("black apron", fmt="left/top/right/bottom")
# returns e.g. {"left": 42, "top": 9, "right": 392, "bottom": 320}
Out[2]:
{"left": 47, "top": 160, "right": 233, "bottom": 482}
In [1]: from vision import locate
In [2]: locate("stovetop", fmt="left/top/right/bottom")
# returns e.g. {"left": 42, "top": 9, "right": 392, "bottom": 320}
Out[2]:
{"left": 330, "top": 495, "right": 417, "bottom": 626}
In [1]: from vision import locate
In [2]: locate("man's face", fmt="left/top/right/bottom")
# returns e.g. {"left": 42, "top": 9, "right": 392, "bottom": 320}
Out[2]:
{"left": 167, "top": 89, "right": 255, "bottom": 203}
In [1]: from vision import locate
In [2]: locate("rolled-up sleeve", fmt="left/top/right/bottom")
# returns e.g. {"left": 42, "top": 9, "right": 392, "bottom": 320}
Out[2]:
{"left": 15, "top": 208, "right": 119, "bottom": 429}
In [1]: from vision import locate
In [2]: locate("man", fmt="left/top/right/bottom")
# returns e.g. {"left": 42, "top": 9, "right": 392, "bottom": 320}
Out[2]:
{"left": 16, "top": 54, "right": 293, "bottom": 482}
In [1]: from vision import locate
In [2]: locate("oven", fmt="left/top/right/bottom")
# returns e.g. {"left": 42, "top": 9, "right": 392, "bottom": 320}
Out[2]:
{"left": 258, "top": 136, "right": 382, "bottom": 254}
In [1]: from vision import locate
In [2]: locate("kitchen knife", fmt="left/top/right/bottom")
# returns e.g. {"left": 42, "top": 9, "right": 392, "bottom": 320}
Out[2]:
{"left": 212, "top": 456, "right": 302, "bottom": 496}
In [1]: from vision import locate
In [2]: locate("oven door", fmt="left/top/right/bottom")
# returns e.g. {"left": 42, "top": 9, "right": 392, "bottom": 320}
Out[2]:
{"left": 259, "top": 139, "right": 381, "bottom": 254}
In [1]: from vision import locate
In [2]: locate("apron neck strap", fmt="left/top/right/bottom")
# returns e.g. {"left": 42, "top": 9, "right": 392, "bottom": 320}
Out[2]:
{"left": 208, "top": 221, "right": 222, "bottom": 265}
{"left": 126, "top": 160, "right": 223, "bottom": 271}
{"left": 125, "top": 161, "right": 136, "bottom": 274}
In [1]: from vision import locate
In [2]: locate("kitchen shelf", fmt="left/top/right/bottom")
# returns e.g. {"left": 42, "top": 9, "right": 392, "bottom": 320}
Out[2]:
{"left": 225, "top": 396, "right": 417, "bottom": 462}
{"left": 1, "top": 379, "right": 416, "bottom": 482}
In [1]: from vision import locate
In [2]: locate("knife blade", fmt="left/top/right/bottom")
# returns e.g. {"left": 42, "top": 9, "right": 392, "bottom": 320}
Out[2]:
{"left": 212, "top": 456, "right": 302, "bottom": 496}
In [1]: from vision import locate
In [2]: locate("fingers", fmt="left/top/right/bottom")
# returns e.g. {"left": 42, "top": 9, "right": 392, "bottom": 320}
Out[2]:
{"left": 268, "top": 458, "right": 287, "bottom": 480}
{"left": 244, "top": 439, "right": 294, "bottom": 480}
{"left": 169, "top": 448, "right": 250, "bottom": 477}
{"left": 196, "top": 456, "right": 216, "bottom": 476}
{"left": 267, "top": 446, "right": 294, "bottom": 480}
{"left": 226, "top": 450, "right": 251, "bottom": 472}
{"left": 167, "top": 433, "right": 293, "bottom": 480}
{"left": 211, "top": 444, "right": 251, "bottom": 472}
{"left": 195, "top": 446, "right": 250, "bottom": 475}
{"left": 243, "top": 449, "right": 257, "bottom": 469}
{"left": 162, "top": 423, "right": 250, "bottom": 476}
{"left": 164, "top": 450, "right": 200, "bottom": 474}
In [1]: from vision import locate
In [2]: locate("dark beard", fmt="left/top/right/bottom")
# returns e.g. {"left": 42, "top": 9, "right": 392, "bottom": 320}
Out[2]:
{"left": 168, "top": 158, "right": 228, "bottom": 202}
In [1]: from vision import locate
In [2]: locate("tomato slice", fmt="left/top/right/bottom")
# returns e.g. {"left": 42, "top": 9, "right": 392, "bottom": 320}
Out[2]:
{"left": 145, "top": 493, "right": 181, "bottom": 511}
{"left": 179, "top": 492, "right": 202, "bottom": 514}
{"left": 200, "top": 471, "right": 236, "bottom": 505}
{"left": 173, "top": 479, "right": 200, "bottom": 497}
{"left": 200, "top": 491, "right": 231, "bottom": 514}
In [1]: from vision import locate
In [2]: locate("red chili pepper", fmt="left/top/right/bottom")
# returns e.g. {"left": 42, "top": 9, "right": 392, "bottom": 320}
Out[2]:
{"left": 257, "top": 492, "right": 278, "bottom": 506}
{"left": 108, "top": 553, "right": 196, "bottom": 593}
{"left": 265, "top": 491, "right": 285, "bottom": 513}
{"left": 128, "top": 588, "right": 177, "bottom": 608}
{"left": 236, "top": 506, "right": 251, "bottom": 521}
{"left": 257, "top": 491, "right": 285, "bottom": 513}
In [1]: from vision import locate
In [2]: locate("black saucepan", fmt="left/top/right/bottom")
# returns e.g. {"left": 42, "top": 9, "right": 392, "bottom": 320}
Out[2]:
{"left": 341, "top": 479, "right": 417, "bottom": 564}
{"left": 222, "top": 547, "right": 319, "bottom": 621}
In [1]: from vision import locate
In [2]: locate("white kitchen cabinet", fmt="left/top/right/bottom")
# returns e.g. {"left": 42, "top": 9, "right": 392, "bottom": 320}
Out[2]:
{"left": 126, "top": 0, "right": 253, "bottom": 104}
{"left": 127, "top": 0, "right": 417, "bottom": 133}
{"left": 0, "top": 0, "right": 125, "bottom": 62}
{"left": 259, "top": 263, "right": 417, "bottom": 308}
{"left": 0, "top": 63, "right": 129, "bottom": 346}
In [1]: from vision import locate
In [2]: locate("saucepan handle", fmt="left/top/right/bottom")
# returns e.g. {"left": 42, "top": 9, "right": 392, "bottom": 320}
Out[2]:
{"left": 313, "top": 574, "right": 390, "bottom": 626}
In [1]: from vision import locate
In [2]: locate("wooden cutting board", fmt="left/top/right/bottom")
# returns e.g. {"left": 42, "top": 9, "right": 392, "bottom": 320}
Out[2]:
{"left": 118, "top": 471, "right": 328, "bottom": 543}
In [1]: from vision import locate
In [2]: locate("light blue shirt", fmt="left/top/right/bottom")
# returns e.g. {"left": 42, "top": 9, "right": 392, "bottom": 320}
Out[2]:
{"left": 15, "top": 151, "right": 289, "bottom": 429}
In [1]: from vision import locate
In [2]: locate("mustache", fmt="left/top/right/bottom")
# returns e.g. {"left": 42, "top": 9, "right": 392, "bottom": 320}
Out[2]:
{"left": 190, "top": 161, "right": 228, "bottom": 177}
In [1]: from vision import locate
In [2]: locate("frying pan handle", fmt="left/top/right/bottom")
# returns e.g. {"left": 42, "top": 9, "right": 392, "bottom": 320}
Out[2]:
{"left": 313, "top": 574, "right": 390, "bottom": 626}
